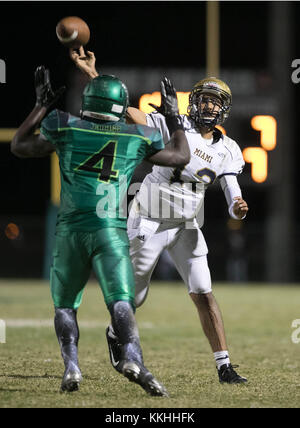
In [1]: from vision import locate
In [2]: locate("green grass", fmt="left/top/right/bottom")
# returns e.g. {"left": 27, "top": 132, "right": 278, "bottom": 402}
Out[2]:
{"left": 0, "top": 280, "right": 300, "bottom": 408}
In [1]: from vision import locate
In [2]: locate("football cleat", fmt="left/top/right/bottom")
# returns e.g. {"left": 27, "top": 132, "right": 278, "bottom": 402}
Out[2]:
{"left": 122, "top": 361, "right": 169, "bottom": 397}
{"left": 60, "top": 367, "right": 83, "bottom": 392}
{"left": 106, "top": 325, "right": 123, "bottom": 374}
{"left": 218, "top": 364, "right": 247, "bottom": 384}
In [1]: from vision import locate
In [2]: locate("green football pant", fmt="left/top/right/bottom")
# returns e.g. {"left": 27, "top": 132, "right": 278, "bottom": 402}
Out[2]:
{"left": 50, "top": 228, "right": 135, "bottom": 310}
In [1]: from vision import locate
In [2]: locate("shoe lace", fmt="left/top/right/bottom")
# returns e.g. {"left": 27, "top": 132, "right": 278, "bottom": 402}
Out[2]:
{"left": 221, "top": 364, "right": 240, "bottom": 379}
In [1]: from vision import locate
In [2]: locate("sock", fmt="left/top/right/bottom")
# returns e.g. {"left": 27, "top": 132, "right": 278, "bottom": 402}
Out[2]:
{"left": 54, "top": 308, "right": 80, "bottom": 371}
{"left": 214, "top": 350, "right": 230, "bottom": 370}
{"left": 109, "top": 301, "right": 144, "bottom": 365}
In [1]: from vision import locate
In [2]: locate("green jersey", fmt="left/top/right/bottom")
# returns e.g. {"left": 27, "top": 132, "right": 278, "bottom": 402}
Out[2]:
{"left": 40, "top": 109, "right": 164, "bottom": 232}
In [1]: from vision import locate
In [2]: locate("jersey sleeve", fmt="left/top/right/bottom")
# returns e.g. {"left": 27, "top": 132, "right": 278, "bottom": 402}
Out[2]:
{"left": 218, "top": 137, "right": 245, "bottom": 179}
{"left": 137, "top": 124, "right": 165, "bottom": 157}
{"left": 40, "top": 109, "right": 67, "bottom": 146}
{"left": 146, "top": 112, "right": 171, "bottom": 144}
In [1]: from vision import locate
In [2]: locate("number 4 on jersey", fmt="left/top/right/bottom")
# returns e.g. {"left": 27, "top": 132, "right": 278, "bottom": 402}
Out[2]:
{"left": 76, "top": 140, "right": 119, "bottom": 183}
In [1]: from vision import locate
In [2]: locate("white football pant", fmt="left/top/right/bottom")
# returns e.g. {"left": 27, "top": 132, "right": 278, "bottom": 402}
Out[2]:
{"left": 127, "top": 215, "right": 212, "bottom": 308}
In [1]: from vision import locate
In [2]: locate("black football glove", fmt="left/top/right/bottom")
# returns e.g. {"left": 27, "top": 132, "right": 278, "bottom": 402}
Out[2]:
{"left": 35, "top": 65, "right": 65, "bottom": 109}
{"left": 149, "top": 77, "right": 184, "bottom": 135}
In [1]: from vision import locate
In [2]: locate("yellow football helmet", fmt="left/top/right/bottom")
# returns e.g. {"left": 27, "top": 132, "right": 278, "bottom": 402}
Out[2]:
{"left": 187, "top": 77, "right": 232, "bottom": 128}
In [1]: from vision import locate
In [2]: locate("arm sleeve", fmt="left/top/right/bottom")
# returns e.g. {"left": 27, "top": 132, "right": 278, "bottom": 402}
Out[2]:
{"left": 219, "top": 175, "right": 246, "bottom": 220}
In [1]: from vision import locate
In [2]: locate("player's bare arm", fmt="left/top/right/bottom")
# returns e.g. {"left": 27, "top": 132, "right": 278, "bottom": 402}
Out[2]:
{"left": 70, "top": 48, "right": 147, "bottom": 125}
{"left": 11, "top": 105, "right": 53, "bottom": 158}
{"left": 69, "top": 47, "right": 98, "bottom": 80}
{"left": 233, "top": 196, "right": 249, "bottom": 219}
{"left": 126, "top": 107, "right": 147, "bottom": 125}
{"left": 11, "top": 66, "right": 64, "bottom": 158}
{"left": 146, "top": 129, "right": 189, "bottom": 166}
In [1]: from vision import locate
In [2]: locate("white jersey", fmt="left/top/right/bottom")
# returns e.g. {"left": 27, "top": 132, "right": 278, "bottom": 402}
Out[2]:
{"left": 134, "top": 112, "right": 245, "bottom": 227}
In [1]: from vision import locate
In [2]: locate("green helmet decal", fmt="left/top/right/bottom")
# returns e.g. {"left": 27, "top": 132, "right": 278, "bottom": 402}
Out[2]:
{"left": 81, "top": 75, "right": 129, "bottom": 121}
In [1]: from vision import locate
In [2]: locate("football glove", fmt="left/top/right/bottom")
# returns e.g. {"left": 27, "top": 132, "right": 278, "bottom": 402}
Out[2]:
{"left": 149, "top": 77, "right": 184, "bottom": 134}
{"left": 35, "top": 65, "right": 65, "bottom": 109}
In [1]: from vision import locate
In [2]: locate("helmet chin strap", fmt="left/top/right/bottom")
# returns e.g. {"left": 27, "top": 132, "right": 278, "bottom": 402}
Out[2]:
{"left": 196, "top": 123, "right": 215, "bottom": 133}
{"left": 197, "top": 110, "right": 220, "bottom": 130}
{"left": 190, "top": 116, "right": 214, "bottom": 133}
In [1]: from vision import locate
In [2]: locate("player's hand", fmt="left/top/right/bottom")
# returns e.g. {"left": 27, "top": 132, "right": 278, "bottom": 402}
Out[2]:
{"left": 35, "top": 66, "right": 65, "bottom": 109}
{"left": 149, "top": 77, "right": 180, "bottom": 117}
{"left": 233, "top": 197, "right": 249, "bottom": 219}
{"left": 69, "top": 47, "right": 98, "bottom": 79}
{"left": 149, "top": 77, "right": 184, "bottom": 134}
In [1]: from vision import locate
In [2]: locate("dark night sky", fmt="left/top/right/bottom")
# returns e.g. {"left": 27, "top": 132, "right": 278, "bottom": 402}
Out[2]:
{"left": 0, "top": 1, "right": 273, "bottom": 126}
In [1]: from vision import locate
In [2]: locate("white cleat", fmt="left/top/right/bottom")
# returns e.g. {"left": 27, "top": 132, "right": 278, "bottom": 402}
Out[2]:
{"left": 60, "top": 370, "right": 83, "bottom": 392}
{"left": 122, "top": 361, "right": 169, "bottom": 397}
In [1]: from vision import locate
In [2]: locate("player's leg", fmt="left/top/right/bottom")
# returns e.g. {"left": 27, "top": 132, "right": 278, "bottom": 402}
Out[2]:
{"left": 108, "top": 300, "right": 168, "bottom": 396}
{"left": 189, "top": 292, "right": 246, "bottom": 383}
{"left": 92, "top": 227, "right": 141, "bottom": 372}
{"left": 105, "top": 219, "right": 167, "bottom": 374}
{"left": 91, "top": 227, "right": 168, "bottom": 396}
{"left": 54, "top": 308, "right": 82, "bottom": 392}
{"left": 126, "top": 213, "right": 165, "bottom": 307}
{"left": 130, "top": 222, "right": 166, "bottom": 308}
{"left": 167, "top": 232, "right": 228, "bottom": 351}
{"left": 168, "top": 226, "right": 247, "bottom": 384}
{"left": 50, "top": 232, "right": 91, "bottom": 392}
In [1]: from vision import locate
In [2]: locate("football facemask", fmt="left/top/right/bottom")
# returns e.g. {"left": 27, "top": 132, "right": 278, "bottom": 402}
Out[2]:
{"left": 187, "top": 77, "right": 232, "bottom": 129}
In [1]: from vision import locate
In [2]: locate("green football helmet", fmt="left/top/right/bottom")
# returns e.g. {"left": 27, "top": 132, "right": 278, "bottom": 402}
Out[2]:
{"left": 81, "top": 75, "right": 129, "bottom": 121}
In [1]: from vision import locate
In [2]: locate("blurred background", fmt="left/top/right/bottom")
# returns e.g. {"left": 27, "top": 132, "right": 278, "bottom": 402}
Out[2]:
{"left": 0, "top": 1, "right": 299, "bottom": 283}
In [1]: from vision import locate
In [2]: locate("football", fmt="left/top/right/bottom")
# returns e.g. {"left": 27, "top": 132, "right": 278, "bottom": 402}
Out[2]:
{"left": 56, "top": 16, "right": 90, "bottom": 48}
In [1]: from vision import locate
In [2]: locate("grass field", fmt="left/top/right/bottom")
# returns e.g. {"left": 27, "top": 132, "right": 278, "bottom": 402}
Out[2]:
{"left": 0, "top": 280, "right": 300, "bottom": 408}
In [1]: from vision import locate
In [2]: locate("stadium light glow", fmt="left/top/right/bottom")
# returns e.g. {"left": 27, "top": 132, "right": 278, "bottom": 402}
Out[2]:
{"left": 251, "top": 115, "right": 277, "bottom": 151}
{"left": 215, "top": 125, "right": 226, "bottom": 135}
{"left": 243, "top": 147, "right": 268, "bottom": 183}
{"left": 4, "top": 223, "right": 20, "bottom": 240}
{"left": 139, "top": 92, "right": 190, "bottom": 115}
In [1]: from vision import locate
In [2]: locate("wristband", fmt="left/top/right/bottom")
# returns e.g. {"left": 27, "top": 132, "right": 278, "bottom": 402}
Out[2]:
{"left": 166, "top": 115, "right": 184, "bottom": 135}
{"left": 228, "top": 202, "right": 246, "bottom": 220}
